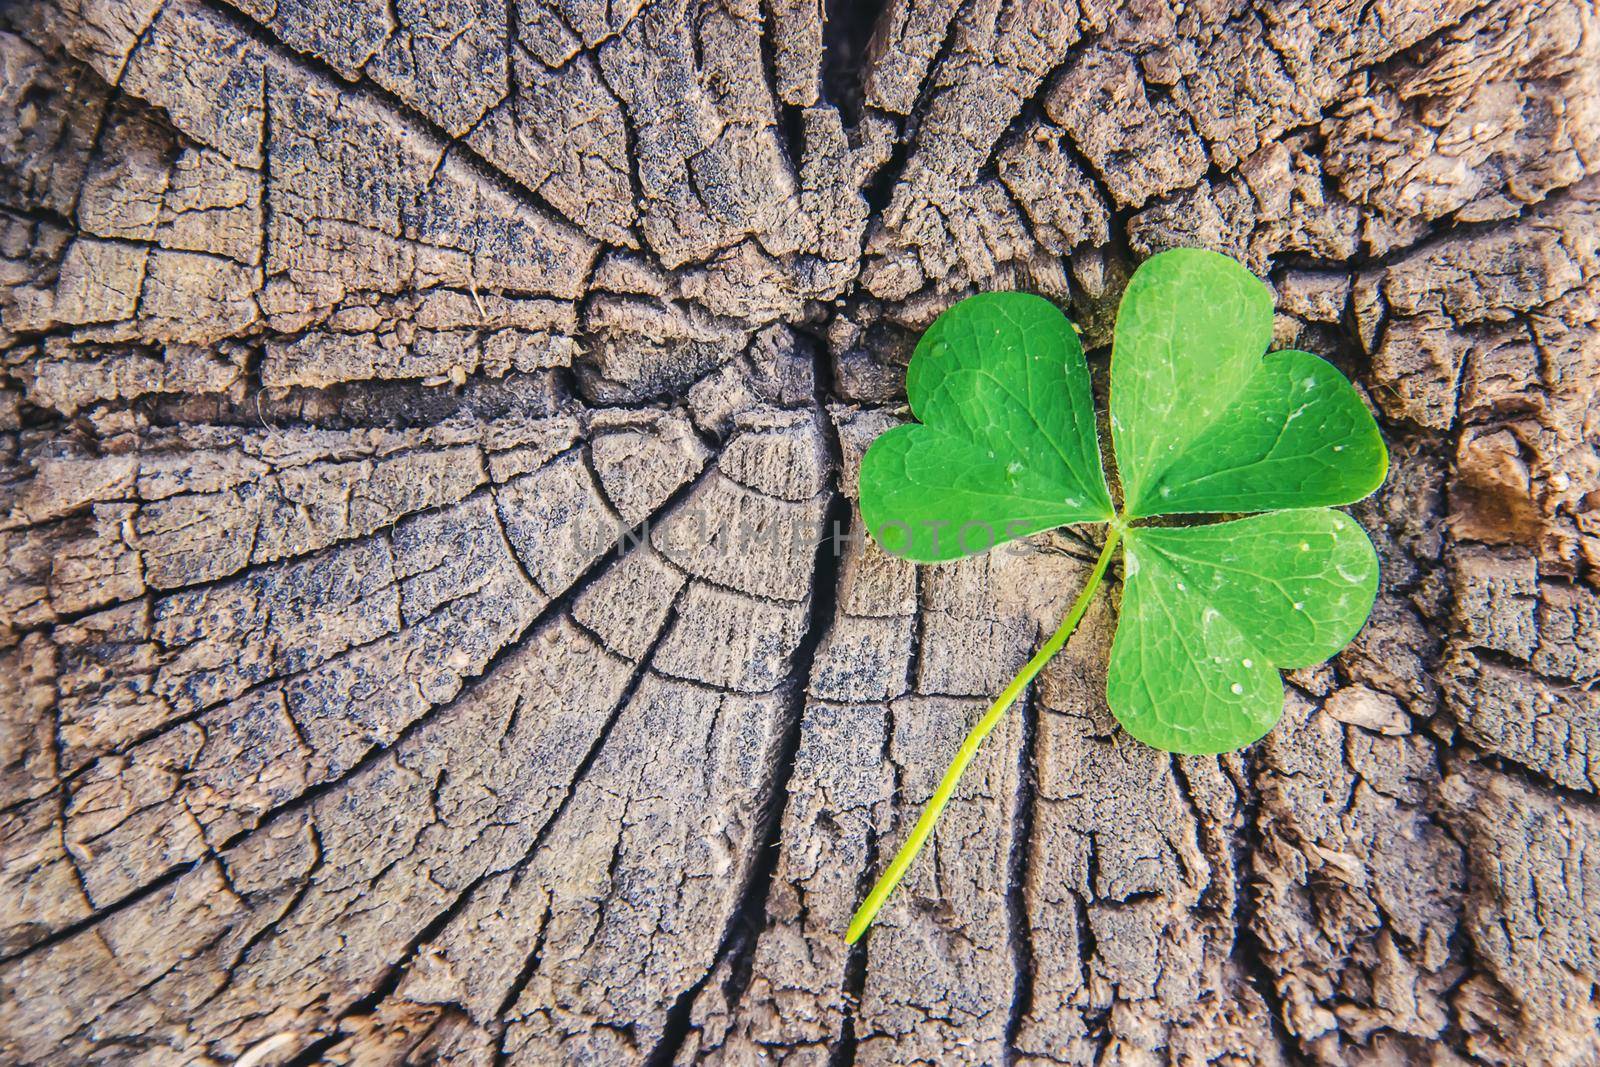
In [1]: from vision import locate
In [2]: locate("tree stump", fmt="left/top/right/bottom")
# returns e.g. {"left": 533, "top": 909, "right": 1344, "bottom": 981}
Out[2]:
{"left": 2, "top": 0, "right": 1598, "bottom": 1063}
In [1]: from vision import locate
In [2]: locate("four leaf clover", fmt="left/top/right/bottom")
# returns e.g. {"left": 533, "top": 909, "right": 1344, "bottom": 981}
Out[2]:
{"left": 847, "top": 248, "right": 1387, "bottom": 942}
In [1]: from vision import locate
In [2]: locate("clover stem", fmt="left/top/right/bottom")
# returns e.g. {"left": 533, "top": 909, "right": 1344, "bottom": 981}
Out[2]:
{"left": 845, "top": 522, "right": 1125, "bottom": 944}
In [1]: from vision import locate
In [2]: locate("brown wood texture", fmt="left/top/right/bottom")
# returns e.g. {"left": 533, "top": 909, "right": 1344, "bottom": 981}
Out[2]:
{"left": 2, "top": 0, "right": 1598, "bottom": 1063}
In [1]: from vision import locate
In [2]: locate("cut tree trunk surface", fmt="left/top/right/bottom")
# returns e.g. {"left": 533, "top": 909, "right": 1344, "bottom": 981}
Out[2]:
{"left": 1, "top": 0, "right": 1597, "bottom": 1063}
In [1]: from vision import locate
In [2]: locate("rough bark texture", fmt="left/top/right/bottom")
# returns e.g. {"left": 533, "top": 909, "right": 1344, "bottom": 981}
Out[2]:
{"left": 1, "top": 0, "right": 1597, "bottom": 1063}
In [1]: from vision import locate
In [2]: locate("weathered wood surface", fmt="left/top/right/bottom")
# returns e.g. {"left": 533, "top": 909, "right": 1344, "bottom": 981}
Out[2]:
{"left": 1, "top": 0, "right": 1597, "bottom": 1062}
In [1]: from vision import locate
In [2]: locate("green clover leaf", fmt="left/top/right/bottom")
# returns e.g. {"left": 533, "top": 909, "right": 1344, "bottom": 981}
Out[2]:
{"left": 848, "top": 248, "right": 1386, "bottom": 942}
{"left": 861, "top": 291, "right": 1114, "bottom": 561}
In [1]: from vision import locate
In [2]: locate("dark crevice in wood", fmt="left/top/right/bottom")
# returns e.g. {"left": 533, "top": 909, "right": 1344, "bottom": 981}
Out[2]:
{"left": 0, "top": 850, "right": 198, "bottom": 966}
{"left": 188, "top": 823, "right": 326, "bottom": 1050}
{"left": 1281, "top": 166, "right": 1587, "bottom": 276}
{"left": 1169, "top": 756, "right": 1222, "bottom": 916}
{"left": 138, "top": 366, "right": 568, "bottom": 432}
{"left": 755, "top": 0, "right": 807, "bottom": 176}
{"left": 1457, "top": 742, "right": 1600, "bottom": 811}
{"left": 490, "top": 898, "right": 554, "bottom": 1064}
{"left": 859, "top": 113, "right": 910, "bottom": 227}
{"left": 819, "top": 0, "right": 885, "bottom": 130}
{"left": 647, "top": 344, "right": 851, "bottom": 1062}
{"left": 1232, "top": 747, "right": 1312, "bottom": 1066}
{"left": 1076, "top": 835, "right": 1108, "bottom": 1043}
{"left": 584, "top": 37, "right": 652, "bottom": 256}
{"left": 852, "top": 0, "right": 966, "bottom": 230}
{"left": 276, "top": 865, "right": 466, "bottom": 1066}
{"left": 830, "top": 805, "right": 878, "bottom": 1067}
{"left": 1002, "top": 690, "right": 1038, "bottom": 1065}
{"left": 1233, "top": 907, "right": 1310, "bottom": 1067}
{"left": 1450, "top": 643, "right": 1600, "bottom": 710}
